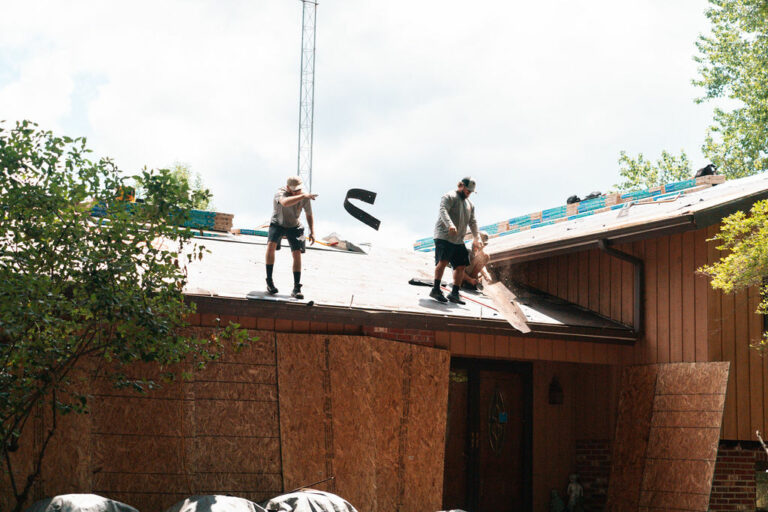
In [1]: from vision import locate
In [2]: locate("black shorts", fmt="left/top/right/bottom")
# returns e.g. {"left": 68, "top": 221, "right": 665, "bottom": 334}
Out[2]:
{"left": 268, "top": 223, "right": 305, "bottom": 253}
{"left": 434, "top": 239, "right": 470, "bottom": 268}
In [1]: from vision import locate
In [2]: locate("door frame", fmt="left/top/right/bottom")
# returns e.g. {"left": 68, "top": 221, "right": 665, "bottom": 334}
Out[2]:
{"left": 449, "top": 357, "right": 533, "bottom": 512}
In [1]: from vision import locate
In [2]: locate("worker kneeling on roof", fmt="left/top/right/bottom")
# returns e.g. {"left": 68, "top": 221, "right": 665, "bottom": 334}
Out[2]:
{"left": 431, "top": 177, "right": 481, "bottom": 304}
{"left": 265, "top": 175, "right": 317, "bottom": 299}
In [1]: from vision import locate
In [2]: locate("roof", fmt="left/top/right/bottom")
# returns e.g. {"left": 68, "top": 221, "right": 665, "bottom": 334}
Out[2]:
{"left": 184, "top": 234, "right": 634, "bottom": 342}
{"left": 485, "top": 173, "right": 768, "bottom": 264}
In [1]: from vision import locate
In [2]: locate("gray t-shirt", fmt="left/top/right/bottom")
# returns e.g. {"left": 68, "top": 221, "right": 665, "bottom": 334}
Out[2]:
{"left": 433, "top": 190, "right": 478, "bottom": 244}
{"left": 271, "top": 187, "right": 313, "bottom": 228}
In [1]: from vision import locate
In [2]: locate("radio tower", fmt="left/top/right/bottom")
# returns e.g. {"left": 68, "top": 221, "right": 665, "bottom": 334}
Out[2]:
{"left": 297, "top": 0, "right": 318, "bottom": 192}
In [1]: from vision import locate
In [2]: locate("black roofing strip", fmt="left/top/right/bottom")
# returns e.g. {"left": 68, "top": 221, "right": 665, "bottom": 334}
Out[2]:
{"left": 343, "top": 188, "right": 380, "bottom": 230}
{"left": 187, "top": 295, "right": 637, "bottom": 344}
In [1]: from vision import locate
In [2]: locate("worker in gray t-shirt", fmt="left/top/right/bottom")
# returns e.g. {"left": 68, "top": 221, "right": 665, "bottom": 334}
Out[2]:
{"left": 430, "top": 177, "right": 480, "bottom": 304}
{"left": 265, "top": 175, "right": 317, "bottom": 299}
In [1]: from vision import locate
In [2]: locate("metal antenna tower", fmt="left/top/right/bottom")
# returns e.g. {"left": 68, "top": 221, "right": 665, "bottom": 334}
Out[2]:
{"left": 297, "top": 0, "right": 318, "bottom": 192}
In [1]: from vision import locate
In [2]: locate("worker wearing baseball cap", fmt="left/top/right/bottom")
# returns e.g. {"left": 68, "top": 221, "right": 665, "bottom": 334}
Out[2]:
{"left": 265, "top": 175, "right": 317, "bottom": 299}
{"left": 430, "top": 177, "right": 480, "bottom": 304}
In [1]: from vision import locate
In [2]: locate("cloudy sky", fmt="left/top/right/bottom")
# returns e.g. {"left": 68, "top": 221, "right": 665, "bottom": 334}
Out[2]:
{"left": 0, "top": 0, "right": 716, "bottom": 248}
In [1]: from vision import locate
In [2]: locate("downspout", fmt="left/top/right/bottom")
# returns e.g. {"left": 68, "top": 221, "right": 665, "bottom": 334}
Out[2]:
{"left": 597, "top": 239, "right": 644, "bottom": 336}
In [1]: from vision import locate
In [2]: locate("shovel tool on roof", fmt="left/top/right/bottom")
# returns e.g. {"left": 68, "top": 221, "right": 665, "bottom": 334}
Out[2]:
{"left": 480, "top": 267, "right": 531, "bottom": 333}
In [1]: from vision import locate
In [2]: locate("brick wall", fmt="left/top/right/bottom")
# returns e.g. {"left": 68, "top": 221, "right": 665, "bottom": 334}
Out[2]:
{"left": 710, "top": 442, "right": 764, "bottom": 511}
{"left": 575, "top": 439, "right": 611, "bottom": 511}
{"left": 361, "top": 326, "right": 436, "bottom": 345}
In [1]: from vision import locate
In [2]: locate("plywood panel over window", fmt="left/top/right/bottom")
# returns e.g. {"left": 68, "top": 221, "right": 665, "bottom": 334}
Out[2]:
{"left": 276, "top": 334, "right": 450, "bottom": 512}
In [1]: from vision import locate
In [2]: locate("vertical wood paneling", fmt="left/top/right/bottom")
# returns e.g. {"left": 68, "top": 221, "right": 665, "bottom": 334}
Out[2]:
{"left": 669, "top": 233, "right": 683, "bottom": 362}
{"left": 567, "top": 253, "right": 579, "bottom": 305}
{"left": 578, "top": 252, "right": 589, "bottom": 309}
{"left": 552, "top": 339, "right": 567, "bottom": 362}
{"left": 681, "top": 231, "right": 696, "bottom": 362}
{"left": 547, "top": 256, "right": 558, "bottom": 296}
{"left": 657, "top": 237, "right": 670, "bottom": 363}
{"left": 558, "top": 255, "right": 569, "bottom": 300}
{"left": 707, "top": 225, "right": 723, "bottom": 362}
{"left": 493, "top": 335, "right": 510, "bottom": 359}
{"left": 450, "top": 332, "right": 466, "bottom": 355}
{"left": 508, "top": 338, "right": 525, "bottom": 359}
{"left": 599, "top": 250, "right": 611, "bottom": 318}
{"left": 610, "top": 256, "right": 622, "bottom": 323}
{"left": 641, "top": 239, "right": 658, "bottom": 365}
{"left": 538, "top": 339, "right": 553, "bottom": 361}
{"left": 693, "top": 230, "right": 708, "bottom": 362}
{"left": 734, "top": 289, "right": 751, "bottom": 439}
{"left": 748, "top": 286, "right": 764, "bottom": 436}
{"left": 721, "top": 278, "right": 737, "bottom": 439}
{"left": 465, "top": 333, "right": 481, "bottom": 356}
{"left": 588, "top": 250, "right": 600, "bottom": 312}
{"left": 620, "top": 247, "right": 634, "bottom": 326}
{"left": 479, "top": 334, "right": 495, "bottom": 358}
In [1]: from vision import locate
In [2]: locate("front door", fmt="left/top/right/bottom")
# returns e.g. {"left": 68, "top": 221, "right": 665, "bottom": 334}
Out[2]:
{"left": 443, "top": 359, "right": 532, "bottom": 512}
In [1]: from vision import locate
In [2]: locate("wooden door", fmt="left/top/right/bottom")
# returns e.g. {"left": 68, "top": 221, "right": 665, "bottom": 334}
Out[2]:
{"left": 443, "top": 360, "right": 532, "bottom": 512}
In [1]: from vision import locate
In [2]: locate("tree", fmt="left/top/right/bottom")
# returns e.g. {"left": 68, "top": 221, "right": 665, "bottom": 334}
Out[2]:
{"left": 694, "top": 0, "right": 768, "bottom": 178}
{"left": 166, "top": 162, "right": 212, "bottom": 211}
{"left": 700, "top": 199, "right": 768, "bottom": 348}
{"left": 615, "top": 150, "right": 693, "bottom": 191}
{"left": 0, "top": 121, "right": 248, "bottom": 511}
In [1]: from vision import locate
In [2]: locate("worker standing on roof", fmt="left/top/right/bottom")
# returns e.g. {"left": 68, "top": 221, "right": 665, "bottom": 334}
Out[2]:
{"left": 431, "top": 177, "right": 481, "bottom": 304}
{"left": 265, "top": 176, "right": 317, "bottom": 299}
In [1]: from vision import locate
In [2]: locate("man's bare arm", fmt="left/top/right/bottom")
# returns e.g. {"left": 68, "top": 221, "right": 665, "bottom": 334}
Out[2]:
{"left": 306, "top": 214, "right": 315, "bottom": 244}
{"left": 280, "top": 192, "right": 318, "bottom": 207}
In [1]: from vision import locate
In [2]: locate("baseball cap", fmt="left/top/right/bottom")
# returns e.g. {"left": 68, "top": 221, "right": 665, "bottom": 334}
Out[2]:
{"left": 461, "top": 177, "right": 476, "bottom": 192}
{"left": 286, "top": 175, "right": 304, "bottom": 192}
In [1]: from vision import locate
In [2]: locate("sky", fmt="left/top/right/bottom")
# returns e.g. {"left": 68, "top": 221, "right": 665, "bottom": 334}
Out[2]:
{"left": 0, "top": 0, "right": 717, "bottom": 248}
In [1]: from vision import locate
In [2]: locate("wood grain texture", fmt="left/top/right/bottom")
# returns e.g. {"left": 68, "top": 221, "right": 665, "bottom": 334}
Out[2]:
{"left": 276, "top": 334, "right": 450, "bottom": 512}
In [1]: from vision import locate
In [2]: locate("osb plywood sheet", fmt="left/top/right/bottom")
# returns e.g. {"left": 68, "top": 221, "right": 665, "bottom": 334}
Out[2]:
{"left": 191, "top": 381, "right": 277, "bottom": 401}
{"left": 655, "top": 362, "right": 729, "bottom": 395}
{"left": 401, "top": 344, "right": 450, "bottom": 512}
{"left": 277, "top": 334, "right": 450, "bottom": 512}
{"left": 194, "top": 362, "right": 276, "bottom": 384}
{"left": 193, "top": 399, "right": 278, "bottom": 436}
{"left": 329, "top": 336, "right": 378, "bottom": 509}
{"left": 275, "top": 334, "right": 329, "bottom": 491}
{"left": 92, "top": 396, "right": 184, "bottom": 436}
{"left": 371, "top": 342, "right": 404, "bottom": 512}
{"left": 607, "top": 362, "right": 728, "bottom": 512}
{"left": 92, "top": 434, "right": 185, "bottom": 474}
{"left": 190, "top": 437, "right": 281, "bottom": 473}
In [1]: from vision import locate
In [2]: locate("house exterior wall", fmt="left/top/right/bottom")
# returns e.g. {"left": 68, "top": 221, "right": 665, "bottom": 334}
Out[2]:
{"left": 509, "top": 226, "right": 766, "bottom": 442}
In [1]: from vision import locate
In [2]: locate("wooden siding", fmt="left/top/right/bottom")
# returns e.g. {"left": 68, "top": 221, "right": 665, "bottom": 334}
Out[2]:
{"left": 509, "top": 227, "right": 764, "bottom": 441}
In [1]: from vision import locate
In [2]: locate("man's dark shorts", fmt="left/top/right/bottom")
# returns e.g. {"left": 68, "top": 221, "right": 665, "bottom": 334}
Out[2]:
{"left": 268, "top": 223, "right": 305, "bottom": 253}
{"left": 434, "top": 238, "right": 470, "bottom": 267}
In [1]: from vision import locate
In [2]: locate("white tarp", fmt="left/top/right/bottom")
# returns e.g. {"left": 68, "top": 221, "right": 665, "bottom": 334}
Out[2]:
{"left": 25, "top": 494, "right": 138, "bottom": 512}
{"left": 164, "top": 496, "right": 266, "bottom": 512}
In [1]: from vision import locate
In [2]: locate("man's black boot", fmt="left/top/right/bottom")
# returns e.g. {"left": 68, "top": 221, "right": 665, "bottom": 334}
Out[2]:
{"left": 447, "top": 286, "right": 466, "bottom": 305}
{"left": 266, "top": 279, "right": 278, "bottom": 295}
{"left": 429, "top": 287, "right": 448, "bottom": 303}
{"left": 291, "top": 283, "right": 304, "bottom": 300}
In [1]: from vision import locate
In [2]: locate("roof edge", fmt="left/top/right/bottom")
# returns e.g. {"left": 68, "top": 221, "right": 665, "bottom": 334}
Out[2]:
{"left": 187, "top": 295, "right": 637, "bottom": 344}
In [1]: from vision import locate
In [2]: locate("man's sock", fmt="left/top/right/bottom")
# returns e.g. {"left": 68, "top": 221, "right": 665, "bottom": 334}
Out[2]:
{"left": 452, "top": 284, "right": 460, "bottom": 295}
{"left": 433, "top": 279, "right": 441, "bottom": 290}
{"left": 293, "top": 271, "right": 301, "bottom": 285}
{"left": 266, "top": 264, "right": 274, "bottom": 281}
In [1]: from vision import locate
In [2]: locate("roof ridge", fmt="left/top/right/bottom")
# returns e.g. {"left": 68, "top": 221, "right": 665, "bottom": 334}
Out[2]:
{"left": 413, "top": 175, "right": 725, "bottom": 252}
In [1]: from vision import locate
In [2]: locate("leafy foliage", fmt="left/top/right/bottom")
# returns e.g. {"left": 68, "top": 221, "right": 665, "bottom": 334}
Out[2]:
{"left": 694, "top": 0, "right": 768, "bottom": 178}
{"left": 165, "top": 162, "right": 212, "bottom": 211}
{"left": 615, "top": 150, "right": 693, "bottom": 191}
{"left": 0, "top": 121, "right": 250, "bottom": 510}
{"left": 700, "top": 199, "right": 768, "bottom": 347}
